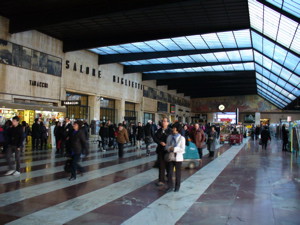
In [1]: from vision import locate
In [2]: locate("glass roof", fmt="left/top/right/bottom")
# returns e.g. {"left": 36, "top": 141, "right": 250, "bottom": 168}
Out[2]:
{"left": 122, "top": 49, "right": 254, "bottom": 66}
{"left": 91, "top": 29, "right": 251, "bottom": 55}
{"left": 265, "top": 0, "right": 300, "bottom": 18}
{"left": 89, "top": 0, "right": 300, "bottom": 109}
{"left": 249, "top": 0, "right": 300, "bottom": 54}
{"left": 144, "top": 63, "right": 255, "bottom": 74}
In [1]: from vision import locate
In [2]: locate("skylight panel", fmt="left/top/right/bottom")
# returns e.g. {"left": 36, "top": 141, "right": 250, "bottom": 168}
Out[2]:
{"left": 249, "top": 0, "right": 264, "bottom": 32}
{"left": 98, "top": 47, "right": 118, "bottom": 54}
{"left": 240, "top": 49, "right": 254, "bottom": 61}
{"left": 157, "top": 58, "right": 172, "bottom": 64}
{"left": 290, "top": 26, "right": 300, "bottom": 54}
{"left": 147, "top": 59, "right": 163, "bottom": 64}
{"left": 131, "top": 42, "right": 154, "bottom": 52}
{"left": 202, "top": 66, "right": 215, "bottom": 72}
{"left": 277, "top": 16, "right": 298, "bottom": 49}
{"left": 202, "top": 53, "right": 218, "bottom": 62}
{"left": 190, "top": 54, "right": 206, "bottom": 62}
{"left": 262, "top": 38, "right": 275, "bottom": 57}
{"left": 288, "top": 74, "right": 300, "bottom": 86}
{"left": 171, "top": 37, "right": 195, "bottom": 50}
{"left": 244, "top": 62, "right": 255, "bottom": 70}
{"left": 284, "top": 52, "right": 299, "bottom": 70}
{"left": 201, "top": 33, "right": 223, "bottom": 48}
{"left": 157, "top": 39, "right": 181, "bottom": 51}
{"left": 193, "top": 67, "right": 205, "bottom": 72}
{"left": 168, "top": 57, "right": 185, "bottom": 63}
{"left": 273, "top": 45, "right": 288, "bottom": 64}
{"left": 177, "top": 56, "right": 195, "bottom": 63}
{"left": 263, "top": 7, "right": 281, "bottom": 40}
{"left": 214, "top": 52, "right": 229, "bottom": 62}
{"left": 218, "top": 31, "right": 237, "bottom": 48}
{"left": 234, "top": 30, "right": 252, "bottom": 48}
{"left": 212, "top": 65, "right": 224, "bottom": 71}
{"left": 227, "top": 51, "right": 242, "bottom": 61}
{"left": 144, "top": 40, "right": 168, "bottom": 51}
{"left": 222, "top": 64, "right": 234, "bottom": 70}
{"left": 119, "top": 44, "right": 143, "bottom": 53}
{"left": 232, "top": 64, "right": 245, "bottom": 70}
{"left": 186, "top": 35, "right": 209, "bottom": 49}
{"left": 109, "top": 45, "right": 131, "bottom": 53}
{"left": 266, "top": 0, "right": 300, "bottom": 18}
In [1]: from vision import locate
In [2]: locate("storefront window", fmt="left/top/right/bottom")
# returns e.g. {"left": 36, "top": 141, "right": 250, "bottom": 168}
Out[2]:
{"left": 144, "top": 113, "right": 154, "bottom": 125}
{"left": 100, "top": 98, "right": 116, "bottom": 123}
{"left": 125, "top": 102, "right": 136, "bottom": 124}
{"left": 66, "top": 92, "right": 89, "bottom": 120}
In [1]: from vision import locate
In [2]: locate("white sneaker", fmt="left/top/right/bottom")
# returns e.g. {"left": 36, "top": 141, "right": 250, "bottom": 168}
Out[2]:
{"left": 13, "top": 171, "right": 20, "bottom": 176}
{"left": 4, "top": 170, "right": 15, "bottom": 176}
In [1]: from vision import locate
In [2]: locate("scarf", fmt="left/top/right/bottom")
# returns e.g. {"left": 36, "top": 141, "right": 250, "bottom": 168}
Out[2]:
{"left": 171, "top": 133, "right": 181, "bottom": 147}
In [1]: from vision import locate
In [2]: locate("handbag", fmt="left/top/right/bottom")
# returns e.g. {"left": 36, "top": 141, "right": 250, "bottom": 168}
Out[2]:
{"left": 164, "top": 136, "right": 182, "bottom": 162}
{"left": 164, "top": 152, "right": 176, "bottom": 162}
{"left": 145, "top": 136, "right": 153, "bottom": 144}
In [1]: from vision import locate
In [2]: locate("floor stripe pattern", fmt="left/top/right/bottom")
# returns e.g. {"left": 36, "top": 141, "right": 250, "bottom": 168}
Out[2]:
{"left": 0, "top": 140, "right": 249, "bottom": 225}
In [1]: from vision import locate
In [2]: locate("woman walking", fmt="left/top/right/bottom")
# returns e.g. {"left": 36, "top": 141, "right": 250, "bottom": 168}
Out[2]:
{"left": 207, "top": 126, "right": 218, "bottom": 158}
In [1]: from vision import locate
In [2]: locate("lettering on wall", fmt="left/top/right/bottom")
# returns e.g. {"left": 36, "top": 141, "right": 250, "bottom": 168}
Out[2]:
{"left": 65, "top": 60, "right": 101, "bottom": 78}
{"left": 113, "top": 75, "right": 143, "bottom": 90}
{"left": 29, "top": 80, "right": 48, "bottom": 88}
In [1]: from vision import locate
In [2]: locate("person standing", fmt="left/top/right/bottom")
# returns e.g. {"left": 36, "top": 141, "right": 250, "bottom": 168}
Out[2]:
{"left": 107, "top": 120, "right": 116, "bottom": 148}
{"left": 31, "top": 118, "right": 41, "bottom": 150}
{"left": 191, "top": 123, "right": 206, "bottom": 160}
{"left": 54, "top": 121, "right": 64, "bottom": 155}
{"left": 144, "top": 120, "right": 154, "bottom": 156}
{"left": 282, "top": 124, "right": 289, "bottom": 151}
{"left": 40, "top": 122, "right": 48, "bottom": 150}
{"left": 255, "top": 125, "right": 261, "bottom": 140}
{"left": 129, "top": 123, "right": 137, "bottom": 146}
{"left": 165, "top": 122, "right": 186, "bottom": 192}
{"left": 261, "top": 126, "right": 271, "bottom": 150}
{"left": 153, "top": 117, "right": 172, "bottom": 186}
{"left": 69, "top": 120, "right": 86, "bottom": 181}
{"left": 116, "top": 123, "right": 129, "bottom": 158}
{"left": 207, "top": 126, "right": 218, "bottom": 158}
{"left": 2, "top": 120, "right": 12, "bottom": 154}
{"left": 63, "top": 117, "right": 73, "bottom": 156}
{"left": 136, "top": 122, "right": 144, "bottom": 150}
{"left": 99, "top": 122, "right": 109, "bottom": 151}
{"left": 4, "top": 116, "right": 23, "bottom": 176}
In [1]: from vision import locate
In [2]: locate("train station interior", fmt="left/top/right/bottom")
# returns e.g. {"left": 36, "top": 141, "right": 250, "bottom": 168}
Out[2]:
{"left": 0, "top": 0, "right": 299, "bottom": 224}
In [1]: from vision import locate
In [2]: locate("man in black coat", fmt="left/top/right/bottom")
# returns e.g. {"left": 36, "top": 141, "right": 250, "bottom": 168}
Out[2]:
{"left": 31, "top": 118, "right": 41, "bottom": 150}
{"left": 63, "top": 117, "right": 73, "bottom": 156}
{"left": 153, "top": 117, "right": 172, "bottom": 186}
{"left": 261, "top": 126, "right": 271, "bottom": 150}
{"left": 5, "top": 116, "right": 23, "bottom": 176}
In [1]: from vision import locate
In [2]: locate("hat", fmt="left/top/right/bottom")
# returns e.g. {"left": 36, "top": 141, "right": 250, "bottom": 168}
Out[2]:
{"left": 148, "top": 120, "right": 152, "bottom": 123}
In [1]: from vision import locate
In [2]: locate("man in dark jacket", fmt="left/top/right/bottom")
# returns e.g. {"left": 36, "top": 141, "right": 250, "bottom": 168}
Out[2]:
{"left": 63, "top": 117, "right": 73, "bottom": 156}
{"left": 5, "top": 116, "right": 23, "bottom": 176}
{"left": 69, "top": 120, "right": 86, "bottom": 180}
{"left": 261, "top": 126, "right": 271, "bottom": 150}
{"left": 144, "top": 120, "right": 155, "bottom": 156}
{"left": 31, "top": 118, "right": 41, "bottom": 150}
{"left": 153, "top": 117, "right": 172, "bottom": 186}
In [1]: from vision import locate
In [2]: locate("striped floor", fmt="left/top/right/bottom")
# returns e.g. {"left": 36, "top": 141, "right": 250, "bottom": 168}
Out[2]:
{"left": 0, "top": 138, "right": 299, "bottom": 225}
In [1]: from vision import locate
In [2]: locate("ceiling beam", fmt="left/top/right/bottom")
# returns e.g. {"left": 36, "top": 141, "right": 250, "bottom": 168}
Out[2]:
{"left": 124, "top": 61, "right": 253, "bottom": 74}
{"left": 142, "top": 71, "right": 255, "bottom": 80}
{"left": 174, "top": 84, "right": 256, "bottom": 91}
{"left": 9, "top": 0, "right": 191, "bottom": 33}
{"left": 63, "top": 25, "right": 250, "bottom": 52}
{"left": 98, "top": 48, "right": 251, "bottom": 65}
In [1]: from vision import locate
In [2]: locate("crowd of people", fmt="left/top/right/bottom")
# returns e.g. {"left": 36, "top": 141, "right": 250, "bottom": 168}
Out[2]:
{"left": 0, "top": 115, "right": 289, "bottom": 192}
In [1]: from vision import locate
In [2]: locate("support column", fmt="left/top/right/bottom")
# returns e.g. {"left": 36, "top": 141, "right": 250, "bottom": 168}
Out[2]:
{"left": 88, "top": 95, "right": 100, "bottom": 123}
{"left": 255, "top": 112, "right": 261, "bottom": 125}
{"left": 115, "top": 99, "right": 125, "bottom": 123}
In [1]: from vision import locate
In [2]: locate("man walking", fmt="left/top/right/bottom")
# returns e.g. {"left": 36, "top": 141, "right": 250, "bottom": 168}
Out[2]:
{"left": 5, "top": 116, "right": 23, "bottom": 176}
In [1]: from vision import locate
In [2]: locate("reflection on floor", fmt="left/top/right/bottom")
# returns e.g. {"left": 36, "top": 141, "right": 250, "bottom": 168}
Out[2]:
{"left": 0, "top": 138, "right": 299, "bottom": 225}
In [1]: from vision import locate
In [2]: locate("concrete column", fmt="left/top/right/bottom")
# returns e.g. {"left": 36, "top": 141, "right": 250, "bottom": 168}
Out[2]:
{"left": 115, "top": 99, "right": 125, "bottom": 123}
{"left": 135, "top": 103, "right": 143, "bottom": 123}
{"left": 255, "top": 112, "right": 261, "bottom": 125}
{"left": 88, "top": 95, "right": 100, "bottom": 122}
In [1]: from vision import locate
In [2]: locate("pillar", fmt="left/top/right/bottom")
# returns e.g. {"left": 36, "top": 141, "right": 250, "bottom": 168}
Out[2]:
{"left": 115, "top": 99, "right": 125, "bottom": 123}
{"left": 88, "top": 95, "right": 100, "bottom": 123}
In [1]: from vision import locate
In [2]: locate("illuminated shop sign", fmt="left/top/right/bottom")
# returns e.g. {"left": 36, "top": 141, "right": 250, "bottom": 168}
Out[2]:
{"left": 61, "top": 100, "right": 81, "bottom": 106}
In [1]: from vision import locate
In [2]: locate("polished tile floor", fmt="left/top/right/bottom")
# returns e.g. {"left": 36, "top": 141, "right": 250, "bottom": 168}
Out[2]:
{"left": 0, "top": 138, "right": 299, "bottom": 225}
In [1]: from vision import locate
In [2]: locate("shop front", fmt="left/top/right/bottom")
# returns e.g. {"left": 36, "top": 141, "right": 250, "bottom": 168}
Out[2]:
{"left": 0, "top": 101, "right": 65, "bottom": 126}
{"left": 143, "top": 112, "right": 154, "bottom": 125}
{"left": 65, "top": 92, "right": 89, "bottom": 121}
{"left": 124, "top": 101, "right": 137, "bottom": 124}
